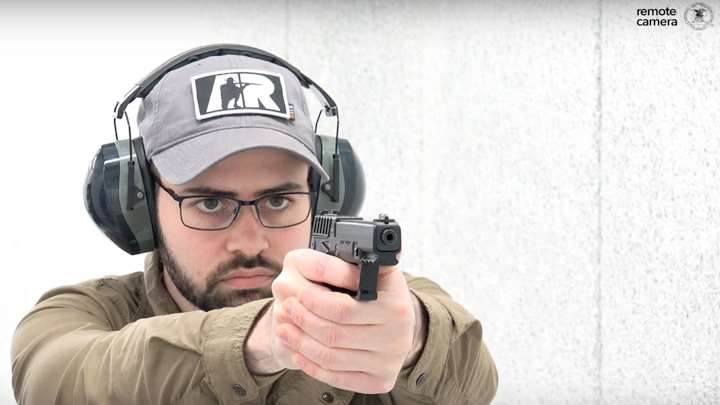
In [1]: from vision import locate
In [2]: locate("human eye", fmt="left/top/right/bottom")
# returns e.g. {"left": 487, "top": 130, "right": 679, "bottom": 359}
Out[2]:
{"left": 192, "top": 197, "right": 227, "bottom": 214}
{"left": 262, "top": 195, "right": 291, "bottom": 211}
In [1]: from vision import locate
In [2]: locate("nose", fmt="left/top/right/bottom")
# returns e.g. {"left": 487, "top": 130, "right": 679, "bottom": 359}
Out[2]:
{"left": 224, "top": 205, "right": 270, "bottom": 256}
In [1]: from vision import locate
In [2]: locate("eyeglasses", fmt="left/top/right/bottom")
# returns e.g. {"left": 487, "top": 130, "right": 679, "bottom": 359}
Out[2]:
{"left": 156, "top": 181, "right": 312, "bottom": 231}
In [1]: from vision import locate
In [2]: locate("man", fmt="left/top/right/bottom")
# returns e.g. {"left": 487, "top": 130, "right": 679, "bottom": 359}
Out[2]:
{"left": 220, "top": 76, "right": 243, "bottom": 109}
{"left": 11, "top": 47, "right": 498, "bottom": 404}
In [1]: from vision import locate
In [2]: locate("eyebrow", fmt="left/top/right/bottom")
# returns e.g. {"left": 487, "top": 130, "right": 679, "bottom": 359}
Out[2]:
{"left": 181, "top": 182, "right": 307, "bottom": 198}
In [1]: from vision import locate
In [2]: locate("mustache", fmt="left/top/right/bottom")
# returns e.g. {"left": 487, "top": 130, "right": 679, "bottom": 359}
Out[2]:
{"left": 207, "top": 253, "right": 283, "bottom": 288}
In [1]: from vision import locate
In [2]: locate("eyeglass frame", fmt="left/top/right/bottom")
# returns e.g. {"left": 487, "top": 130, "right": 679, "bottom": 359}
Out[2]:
{"left": 154, "top": 180, "right": 314, "bottom": 231}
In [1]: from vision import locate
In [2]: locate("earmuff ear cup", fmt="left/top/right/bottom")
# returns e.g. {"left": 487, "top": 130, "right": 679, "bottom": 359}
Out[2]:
{"left": 84, "top": 138, "right": 158, "bottom": 255}
{"left": 314, "top": 135, "right": 365, "bottom": 216}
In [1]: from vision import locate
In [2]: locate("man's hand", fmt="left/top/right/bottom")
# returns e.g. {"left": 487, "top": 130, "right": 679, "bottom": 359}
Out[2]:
{"left": 268, "top": 248, "right": 418, "bottom": 394}
{"left": 244, "top": 252, "right": 333, "bottom": 375}
{"left": 243, "top": 300, "right": 294, "bottom": 375}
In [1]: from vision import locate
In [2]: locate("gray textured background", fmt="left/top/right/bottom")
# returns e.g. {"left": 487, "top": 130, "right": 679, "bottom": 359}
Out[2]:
{"left": 1, "top": 1, "right": 719, "bottom": 404}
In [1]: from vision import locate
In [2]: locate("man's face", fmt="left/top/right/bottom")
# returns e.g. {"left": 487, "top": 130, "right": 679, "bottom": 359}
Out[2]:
{"left": 155, "top": 147, "right": 312, "bottom": 311}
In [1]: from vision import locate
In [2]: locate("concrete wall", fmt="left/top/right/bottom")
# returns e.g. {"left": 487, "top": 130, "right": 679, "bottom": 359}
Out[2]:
{"left": 0, "top": 1, "right": 718, "bottom": 404}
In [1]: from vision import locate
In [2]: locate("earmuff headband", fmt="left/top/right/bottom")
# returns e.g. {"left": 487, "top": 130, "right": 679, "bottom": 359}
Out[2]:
{"left": 115, "top": 44, "right": 337, "bottom": 120}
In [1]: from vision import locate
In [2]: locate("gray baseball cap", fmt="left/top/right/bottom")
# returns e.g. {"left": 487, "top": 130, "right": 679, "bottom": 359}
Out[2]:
{"left": 137, "top": 54, "right": 329, "bottom": 185}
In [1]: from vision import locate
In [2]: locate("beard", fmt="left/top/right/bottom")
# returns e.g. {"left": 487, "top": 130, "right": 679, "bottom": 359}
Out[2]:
{"left": 156, "top": 227, "right": 282, "bottom": 311}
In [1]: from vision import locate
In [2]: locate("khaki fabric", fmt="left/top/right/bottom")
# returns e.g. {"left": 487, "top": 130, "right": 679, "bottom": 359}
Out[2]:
{"left": 11, "top": 252, "right": 498, "bottom": 404}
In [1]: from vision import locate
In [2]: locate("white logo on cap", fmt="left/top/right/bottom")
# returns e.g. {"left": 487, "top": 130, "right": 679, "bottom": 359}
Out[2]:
{"left": 191, "top": 69, "right": 291, "bottom": 121}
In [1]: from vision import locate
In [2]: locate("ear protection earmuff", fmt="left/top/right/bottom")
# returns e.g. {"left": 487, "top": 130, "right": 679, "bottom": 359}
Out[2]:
{"left": 84, "top": 44, "right": 365, "bottom": 255}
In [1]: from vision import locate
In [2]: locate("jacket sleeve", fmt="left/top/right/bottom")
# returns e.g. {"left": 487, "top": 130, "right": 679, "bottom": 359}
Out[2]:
{"left": 10, "top": 280, "right": 281, "bottom": 405}
{"left": 388, "top": 274, "right": 498, "bottom": 405}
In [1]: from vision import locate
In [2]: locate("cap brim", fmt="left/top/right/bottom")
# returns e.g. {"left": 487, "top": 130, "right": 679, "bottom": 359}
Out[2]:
{"left": 150, "top": 127, "right": 330, "bottom": 185}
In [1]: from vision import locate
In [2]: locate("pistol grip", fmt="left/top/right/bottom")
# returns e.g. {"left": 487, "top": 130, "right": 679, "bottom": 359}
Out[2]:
{"left": 356, "top": 260, "right": 379, "bottom": 301}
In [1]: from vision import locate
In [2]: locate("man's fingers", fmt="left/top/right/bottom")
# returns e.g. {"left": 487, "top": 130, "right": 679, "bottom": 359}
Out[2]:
{"left": 271, "top": 264, "right": 331, "bottom": 301}
{"left": 275, "top": 322, "right": 399, "bottom": 393}
{"left": 290, "top": 351, "right": 396, "bottom": 394}
{"left": 284, "top": 249, "right": 361, "bottom": 291}
{"left": 277, "top": 322, "right": 386, "bottom": 373}
{"left": 281, "top": 297, "right": 400, "bottom": 351}
{"left": 296, "top": 287, "right": 413, "bottom": 326}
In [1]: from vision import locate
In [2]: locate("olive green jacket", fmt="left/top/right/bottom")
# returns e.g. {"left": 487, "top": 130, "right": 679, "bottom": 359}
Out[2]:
{"left": 11, "top": 252, "right": 498, "bottom": 404}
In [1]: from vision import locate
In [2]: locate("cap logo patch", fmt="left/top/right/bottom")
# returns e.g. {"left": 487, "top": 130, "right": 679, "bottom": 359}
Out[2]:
{"left": 191, "top": 69, "right": 290, "bottom": 121}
